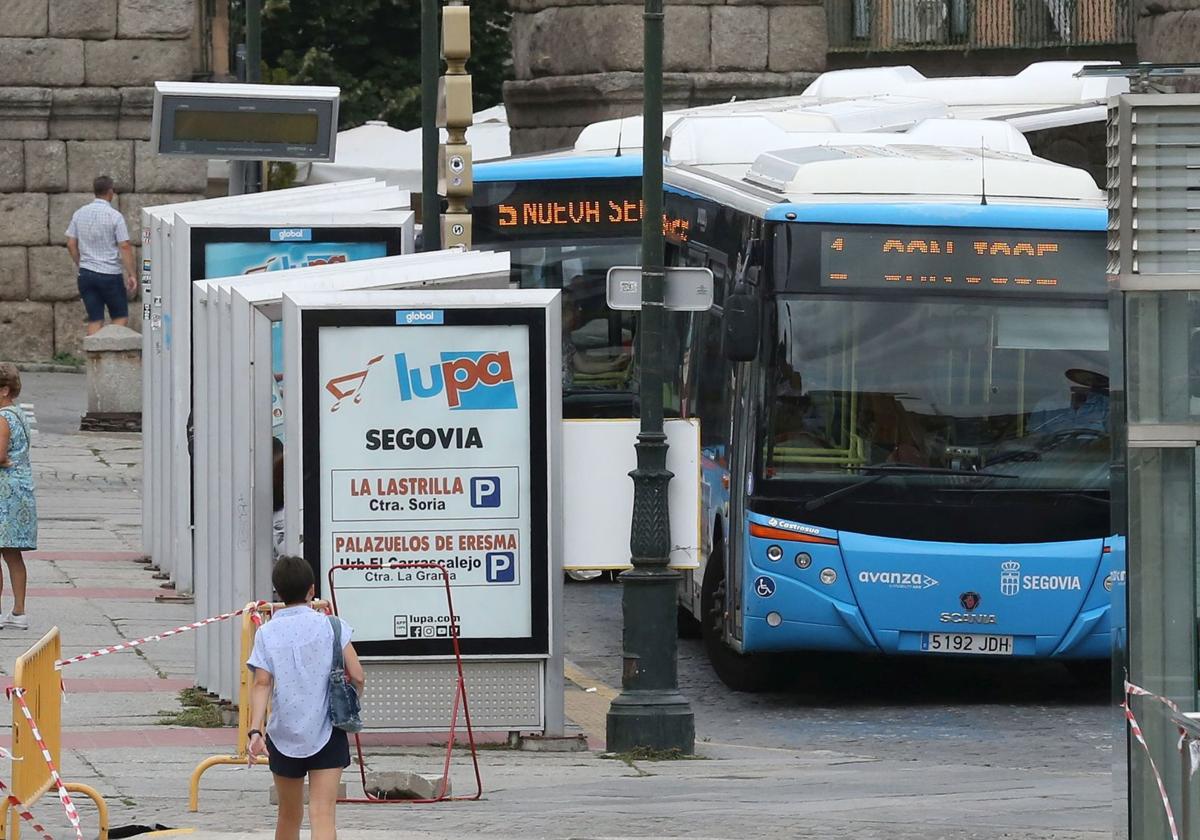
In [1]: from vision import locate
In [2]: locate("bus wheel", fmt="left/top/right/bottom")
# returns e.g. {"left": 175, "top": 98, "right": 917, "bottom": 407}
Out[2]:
{"left": 701, "top": 546, "right": 779, "bottom": 692}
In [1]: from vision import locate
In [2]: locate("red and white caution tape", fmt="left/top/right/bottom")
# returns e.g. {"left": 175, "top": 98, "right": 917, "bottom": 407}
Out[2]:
{"left": 0, "top": 749, "right": 51, "bottom": 840}
{"left": 55, "top": 601, "right": 268, "bottom": 669}
{"left": 9, "top": 688, "right": 82, "bottom": 840}
{"left": 0, "top": 782, "right": 55, "bottom": 840}
{"left": 1, "top": 786, "right": 55, "bottom": 840}
{"left": 1127, "top": 680, "right": 1181, "bottom": 713}
{"left": 1124, "top": 681, "right": 1182, "bottom": 840}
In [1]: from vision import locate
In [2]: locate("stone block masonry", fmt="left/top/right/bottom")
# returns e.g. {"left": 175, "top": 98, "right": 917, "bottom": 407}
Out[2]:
{"left": 1138, "top": 0, "right": 1200, "bottom": 74}
{"left": 504, "top": 0, "right": 827, "bottom": 153}
{"left": 0, "top": 0, "right": 206, "bottom": 361}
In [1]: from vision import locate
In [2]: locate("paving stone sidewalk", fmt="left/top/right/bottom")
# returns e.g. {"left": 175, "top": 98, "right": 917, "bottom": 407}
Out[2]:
{"left": 0, "top": 426, "right": 1109, "bottom": 840}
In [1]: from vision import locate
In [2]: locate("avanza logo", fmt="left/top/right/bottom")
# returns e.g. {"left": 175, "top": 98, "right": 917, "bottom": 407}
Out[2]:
{"left": 394, "top": 351, "right": 517, "bottom": 410}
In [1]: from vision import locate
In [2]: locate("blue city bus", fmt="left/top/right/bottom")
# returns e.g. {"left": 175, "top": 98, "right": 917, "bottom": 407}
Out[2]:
{"left": 664, "top": 138, "right": 1119, "bottom": 689}
{"left": 473, "top": 154, "right": 644, "bottom": 418}
{"left": 469, "top": 62, "right": 1119, "bottom": 422}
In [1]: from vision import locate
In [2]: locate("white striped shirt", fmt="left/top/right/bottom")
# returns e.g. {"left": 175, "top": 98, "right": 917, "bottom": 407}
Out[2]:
{"left": 65, "top": 199, "right": 129, "bottom": 275}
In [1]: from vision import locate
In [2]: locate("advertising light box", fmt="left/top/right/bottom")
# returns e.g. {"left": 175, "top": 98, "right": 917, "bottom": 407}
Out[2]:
{"left": 290, "top": 290, "right": 560, "bottom": 658}
{"left": 179, "top": 206, "right": 411, "bottom": 702}
{"left": 141, "top": 181, "right": 394, "bottom": 597}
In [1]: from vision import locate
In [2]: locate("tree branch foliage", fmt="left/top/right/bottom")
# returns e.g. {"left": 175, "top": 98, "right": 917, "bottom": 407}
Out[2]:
{"left": 235, "top": 0, "right": 512, "bottom": 129}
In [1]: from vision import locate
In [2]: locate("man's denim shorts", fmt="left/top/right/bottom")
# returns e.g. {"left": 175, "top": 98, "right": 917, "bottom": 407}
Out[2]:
{"left": 77, "top": 268, "right": 128, "bottom": 322}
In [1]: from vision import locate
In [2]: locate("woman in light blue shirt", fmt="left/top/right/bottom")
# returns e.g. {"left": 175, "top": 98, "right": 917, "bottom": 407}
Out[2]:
{"left": 248, "top": 555, "right": 364, "bottom": 840}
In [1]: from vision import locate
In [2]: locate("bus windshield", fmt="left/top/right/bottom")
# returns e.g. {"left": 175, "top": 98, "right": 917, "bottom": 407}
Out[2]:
{"left": 762, "top": 296, "right": 1110, "bottom": 492}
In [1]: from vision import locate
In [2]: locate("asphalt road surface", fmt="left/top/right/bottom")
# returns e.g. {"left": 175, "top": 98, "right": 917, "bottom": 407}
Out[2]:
{"left": 565, "top": 577, "right": 1112, "bottom": 775}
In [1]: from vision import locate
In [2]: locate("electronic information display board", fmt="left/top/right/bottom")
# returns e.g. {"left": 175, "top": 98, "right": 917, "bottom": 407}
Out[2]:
{"left": 819, "top": 227, "right": 1105, "bottom": 295}
{"left": 152, "top": 82, "right": 339, "bottom": 161}
{"left": 473, "top": 177, "right": 643, "bottom": 242}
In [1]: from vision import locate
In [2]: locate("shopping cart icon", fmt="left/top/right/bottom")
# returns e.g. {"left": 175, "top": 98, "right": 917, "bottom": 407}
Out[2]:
{"left": 325, "top": 355, "right": 385, "bottom": 412}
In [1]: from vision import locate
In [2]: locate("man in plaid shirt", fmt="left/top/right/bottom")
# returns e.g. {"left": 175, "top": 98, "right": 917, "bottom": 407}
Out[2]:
{"left": 65, "top": 175, "right": 137, "bottom": 335}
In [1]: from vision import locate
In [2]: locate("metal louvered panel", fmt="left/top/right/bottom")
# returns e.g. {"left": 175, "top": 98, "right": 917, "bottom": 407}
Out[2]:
{"left": 1116, "top": 98, "right": 1200, "bottom": 275}
{"left": 1111, "top": 94, "right": 1200, "bottom": 429}
{"left": 360, "top": 659, "right": 543, "bottom": 731}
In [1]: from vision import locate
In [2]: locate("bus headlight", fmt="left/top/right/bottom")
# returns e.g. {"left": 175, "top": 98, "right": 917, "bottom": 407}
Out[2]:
{"left": 766, "top": 611, "right": 783, "bottom": 627}
{"left": 795, "top": 552, "right": 812, "bottom": 569}
{"left": 766, "top": 544, "right": 783, "bottom": 562}
{"left": 819, "top": 568, "right": 837, "bottom": 585}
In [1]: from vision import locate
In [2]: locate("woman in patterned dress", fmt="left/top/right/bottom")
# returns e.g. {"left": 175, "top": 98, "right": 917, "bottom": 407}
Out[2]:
{"left": 0, "top": 363, "right": 34, "bottom": 630}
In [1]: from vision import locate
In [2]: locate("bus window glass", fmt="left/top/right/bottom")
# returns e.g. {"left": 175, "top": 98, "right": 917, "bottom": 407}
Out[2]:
{"left": 694, "top": 313, "right": 733, "bottom": 449}
{"left": 762, "top": 297, "right": 1110, "bottom": 491}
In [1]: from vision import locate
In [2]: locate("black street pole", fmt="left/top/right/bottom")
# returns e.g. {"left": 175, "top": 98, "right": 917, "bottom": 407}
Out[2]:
{"left": 245, "top": 0, "right": 262, "bottom": 192}
{"left": 421, "top": 0, "right": 441, "bottom": 251}
{"left": 229, "top": 44, "right": 247, "bottom": 195}
{"left": 605, "top": 0, "right": 695, "bottom": 753}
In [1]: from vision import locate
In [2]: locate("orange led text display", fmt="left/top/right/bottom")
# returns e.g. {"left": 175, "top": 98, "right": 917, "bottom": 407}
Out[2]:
{"left": 818, "top": 229, "right": 1102, "bottom": 296}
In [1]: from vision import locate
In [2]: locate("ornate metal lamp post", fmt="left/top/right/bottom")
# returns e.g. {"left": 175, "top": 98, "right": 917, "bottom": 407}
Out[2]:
{"left": 605, "top": 0, "right": 695, "bottom": 753}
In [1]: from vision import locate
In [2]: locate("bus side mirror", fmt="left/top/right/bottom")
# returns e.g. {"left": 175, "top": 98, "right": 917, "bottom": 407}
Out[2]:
{"left": 723, "top": 291, "right": 759, "bottom": 362}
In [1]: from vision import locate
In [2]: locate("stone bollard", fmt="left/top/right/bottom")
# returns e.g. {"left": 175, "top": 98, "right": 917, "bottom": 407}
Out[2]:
{"left": 81, "top": 324, "right": 142, "bottom": 432}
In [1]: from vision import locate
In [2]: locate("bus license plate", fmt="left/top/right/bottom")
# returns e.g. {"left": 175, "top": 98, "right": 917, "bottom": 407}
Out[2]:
{"left": 921, "top": 633, "right": 1013, "bottom": 655}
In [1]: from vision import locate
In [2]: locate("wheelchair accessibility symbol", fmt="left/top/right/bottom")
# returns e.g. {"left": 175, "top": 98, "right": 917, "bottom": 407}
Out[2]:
{"left": 753, "top": 576, "right": 776, "bottom": 598}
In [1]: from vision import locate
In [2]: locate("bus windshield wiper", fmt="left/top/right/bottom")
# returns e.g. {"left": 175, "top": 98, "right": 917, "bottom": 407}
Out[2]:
{"left": 803, "top": 464, "right": 1017, "bottom": 512}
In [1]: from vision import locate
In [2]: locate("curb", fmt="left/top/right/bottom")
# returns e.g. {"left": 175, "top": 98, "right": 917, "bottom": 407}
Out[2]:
{"left": 5, "top": 362, "right": 84, "bottom": 374}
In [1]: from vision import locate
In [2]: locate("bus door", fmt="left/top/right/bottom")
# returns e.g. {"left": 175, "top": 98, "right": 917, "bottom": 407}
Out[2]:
{"left": 726, "top": 348, "right": 762, "bottom": 649}
{"left": 723, "top": 233, "right": 764, "bottom": 650}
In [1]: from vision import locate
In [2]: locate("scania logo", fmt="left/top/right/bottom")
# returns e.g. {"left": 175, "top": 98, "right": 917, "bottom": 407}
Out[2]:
{"left": 940, "top": 612, "right": 998, "bottom": 624}
{"left": 959, "top": 591, "right": 981, "bottom": 611}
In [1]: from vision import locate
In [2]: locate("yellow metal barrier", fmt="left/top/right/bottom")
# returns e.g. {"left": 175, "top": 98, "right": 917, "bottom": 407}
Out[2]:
{"left": 0, "top": 627, "right": 109, "bottom": 840}
{"left": 189, "top": 601, "right": 330, "bottom": 812}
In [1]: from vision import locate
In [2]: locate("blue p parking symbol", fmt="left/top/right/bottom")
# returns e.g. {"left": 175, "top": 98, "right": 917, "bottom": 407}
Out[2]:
{"left": 471, "top": 476, "right": 501, "bottom": 508}
{"left": 486, "top": 552, "right": 516, "bottom": 583}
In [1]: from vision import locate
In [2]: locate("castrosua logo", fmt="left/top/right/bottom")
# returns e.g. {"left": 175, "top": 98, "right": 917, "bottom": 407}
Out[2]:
{"left": 765, "top": 517, "right": 822, "bottom": 537}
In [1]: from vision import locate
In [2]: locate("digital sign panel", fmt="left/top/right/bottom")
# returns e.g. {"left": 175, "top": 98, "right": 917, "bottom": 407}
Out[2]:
{"left": 153, "top": 83, "right": 338, "bottom": 161}
{"left": 820, "top": 228, "right": 1105, "bottom": 296}
{"left": 473, "top": 178, "right": 644, "bottom": 242}
{"left": 175, "top": 110, "right": 320, "bottom": 145}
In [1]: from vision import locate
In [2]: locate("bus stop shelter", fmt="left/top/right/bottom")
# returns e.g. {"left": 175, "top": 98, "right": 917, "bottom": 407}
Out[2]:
{"left": 1113, "top": 93, "right": 1200, "bottom": 840}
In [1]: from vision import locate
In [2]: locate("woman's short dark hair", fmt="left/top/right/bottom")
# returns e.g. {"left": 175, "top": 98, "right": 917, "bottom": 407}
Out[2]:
{"left": 0, "top": 363, "right": 20, "bottom": 399}
{"left": 272, "top": 555, "right": 313, "bottom": 603}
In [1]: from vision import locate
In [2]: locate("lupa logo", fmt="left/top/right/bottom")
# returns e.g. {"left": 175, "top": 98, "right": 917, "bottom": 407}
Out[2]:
{"left": 325, "top": 355, "right": 386, "bottom": 412}
{"left": 394, "top": 351, "right": 517, "bottom": 410}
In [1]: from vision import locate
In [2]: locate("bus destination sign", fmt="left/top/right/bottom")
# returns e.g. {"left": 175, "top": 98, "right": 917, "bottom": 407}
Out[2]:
{"left": 473, "top": 178, "right": 645, "bottom": 242}
{"left": 819, "top": 228, "right": 1104, "bottom": 295}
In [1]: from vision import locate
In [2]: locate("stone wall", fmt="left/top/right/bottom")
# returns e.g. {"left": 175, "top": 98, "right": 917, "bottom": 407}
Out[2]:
{"left": 504, "top": 0, "right": 826, "bottom": 153}
{"left": 1137, "top": 0, "right": 1200, "bottom": 72}
{"left": 0, "top": 0, "right": 208, "bottom": 363}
